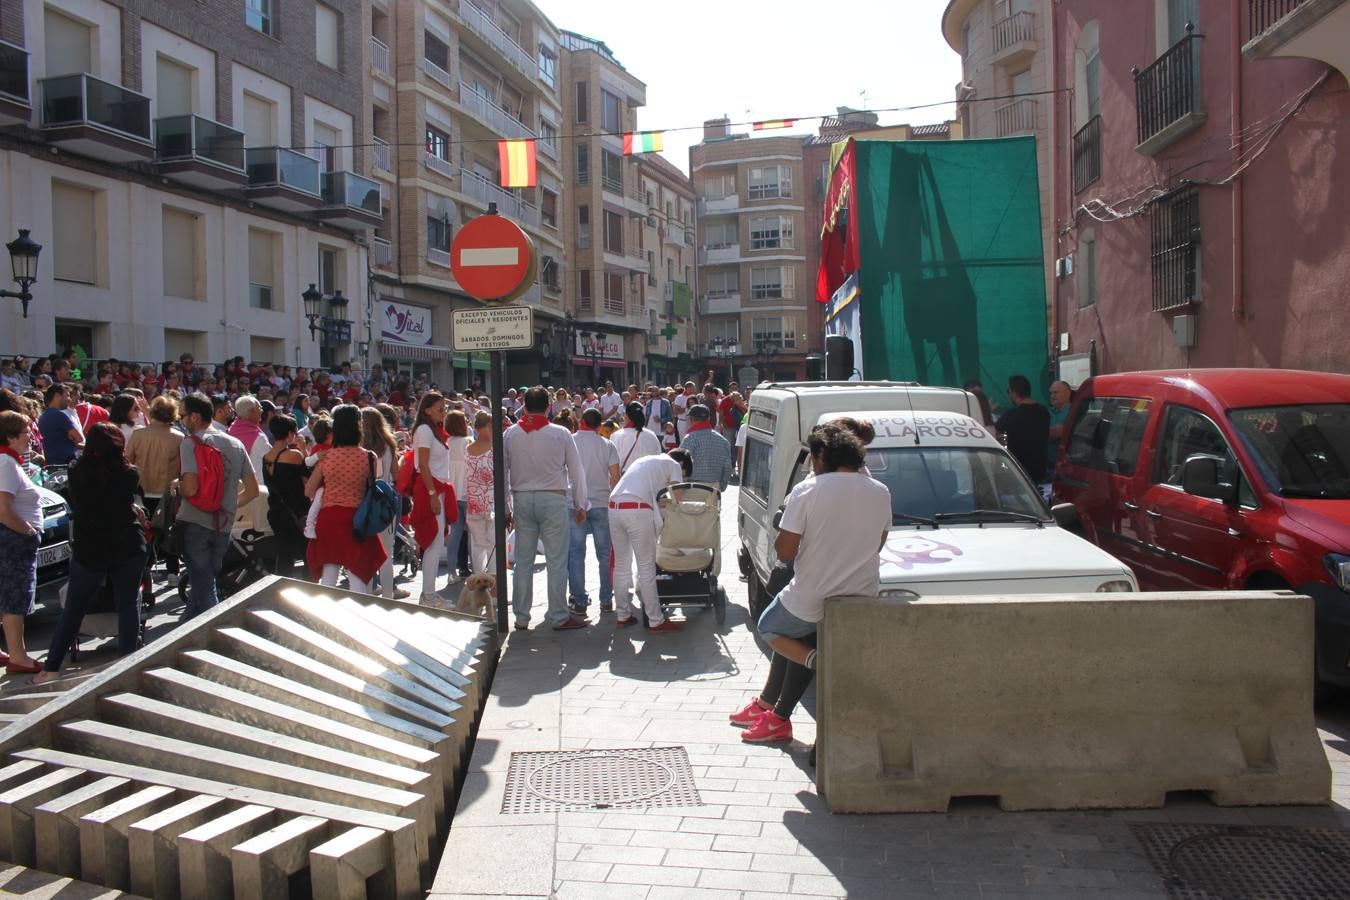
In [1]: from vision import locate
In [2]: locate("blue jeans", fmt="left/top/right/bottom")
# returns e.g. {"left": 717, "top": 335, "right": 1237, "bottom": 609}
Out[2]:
{"left": 567, "top": 506, "right": 612, "bottom": 608}
{"left": 182, "top": 522, "right": 232, "bottom": 621}
{"left": 757, "top": 597, "right": 818, "bottom": 643}
{"left": 511, "top": 491, "right": 570, "bottom": 627}
{"left": 44, "top": 551, "right": 147, "bottom": 671}
{"left": 447, "top": 499, "right": 468, "bottom": 574}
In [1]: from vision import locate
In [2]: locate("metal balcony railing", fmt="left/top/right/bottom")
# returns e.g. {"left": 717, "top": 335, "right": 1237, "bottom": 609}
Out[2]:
{"left": 371, "top": 36, "right": 391, "bottom": 76}
{"left": 154, "top": 114, "right": 245, "bottom": 170}
{"left": 322, "top": 171, "right": 381, "bottom": 214}
{"left": 992, "top": 10, "right": 1036, "bottom": 54}
{"left": 371, "top": 237, "right": 393, "bottom": 268}
{"left": 0, "top": 40, "right": 28, "bottom": 104}
{"left": 458, "top": 82, "right": 535, "bottom": 140}
{"left": 423, "top": 58, "right": 453, "bottom": 89}
{"left": 1072, "top": 115, "right": 1101, "bottom": 194}
{"left": 1134, "top": 26, "right": 1203, "bottom": 147}
{"left": 372, "top": 136, "right": 391, "bottom": 171}
{"left": 459, "top": 2, "right": 535, "bottom": 78}
{"left": 458, "top": 169, "right": 539, "bottom": 226}
{"left": 1248, "top": 0, "right": 1304, "bottom": 36}
{"left": 603, "top": 294, "right": 625, "bottom": 316}
{"left": 424, "top": 151, "right": 455, "bottom": 179}
{"left": 993, "top": 97, "right": 1037, "bottom": 136}
{"left": 40, "top": 73, "right": 150, "bottom": 140}
{"left": 428, "top": 247, "right": 451, "bottom": 268}
{"left": 245, "top": 146, "right": 321, "bottom": 195}
{"left": 538, "top": 135, "right": 558, "bottom": 159}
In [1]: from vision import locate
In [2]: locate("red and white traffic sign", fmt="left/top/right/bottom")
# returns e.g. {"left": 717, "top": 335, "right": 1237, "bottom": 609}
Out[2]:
{"left": 450, "top": 213, "right": 537, "bottom": 303}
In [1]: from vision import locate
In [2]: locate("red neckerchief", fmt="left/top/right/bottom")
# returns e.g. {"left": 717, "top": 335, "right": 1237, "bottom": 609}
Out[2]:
{"left": 0, "top": 445, "right": 24, "bottom": 464}
{"left": 578, "top": 422, "right": 596, "bottom": 432}
{"left": 430, "top": 424, "right": 449, "bottom": 444}
{"left": 686, "top": 420, "right": 713, "bottom": 433}
{"left": 308, "top": 439, "right": 332, "bottom": 457}
{"left": 517, "top": 413, "right": 550, "bottom": 433}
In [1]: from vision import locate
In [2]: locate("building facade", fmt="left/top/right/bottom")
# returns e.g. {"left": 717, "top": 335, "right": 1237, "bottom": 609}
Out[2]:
{"left": 689, "top": 118, "right": 813, "bottom": 386}
{"left": 634, "top": 152, "right": 698, "bottom": 386}
{"left": 0, "top": 0, "right": 379, "bottom": 370}
{"left": 1049, "top": 0, "right": 1350, "bottom": 375}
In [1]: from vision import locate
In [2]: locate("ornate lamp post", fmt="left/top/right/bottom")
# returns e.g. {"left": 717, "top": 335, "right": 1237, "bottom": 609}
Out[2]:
{"left": 579, "top": 329, "right": 607, "bottom": 387}
{"left": 1, "top": 230, "right": 42, "bottom": 318}
{"left": 710, "top": 336, "right": 739, "bottom": 387}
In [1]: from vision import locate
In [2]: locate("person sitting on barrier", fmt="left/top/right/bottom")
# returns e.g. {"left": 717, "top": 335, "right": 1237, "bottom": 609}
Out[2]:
{"left": 732, "top": 423, "right": 891, "bottom": 744}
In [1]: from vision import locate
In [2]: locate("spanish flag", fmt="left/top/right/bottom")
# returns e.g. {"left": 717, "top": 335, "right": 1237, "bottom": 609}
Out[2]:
{"left": 623, "top": 131, "right": 664, "bottom": 155}
{"left": 753, "top": 119, "right": 795, "bottom": 131}
{"left": 497, "top": 139, "right": 537, "bottom": 188}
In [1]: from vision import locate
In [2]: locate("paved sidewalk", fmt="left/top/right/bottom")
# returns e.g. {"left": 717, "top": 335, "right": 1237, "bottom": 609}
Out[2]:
{"left": 431, "top": 486, "right": 1350, "bottom": 900}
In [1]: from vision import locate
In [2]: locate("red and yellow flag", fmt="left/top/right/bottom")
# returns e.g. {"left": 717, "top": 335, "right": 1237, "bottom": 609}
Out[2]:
{"left": 623, "top": 131, "right": 664, "bottom": 155}
{"left": 753, "top": 119, "right": 795, "bottom": 131}
{"left": 497, "top": 139, "right": 537, "bottom": 188}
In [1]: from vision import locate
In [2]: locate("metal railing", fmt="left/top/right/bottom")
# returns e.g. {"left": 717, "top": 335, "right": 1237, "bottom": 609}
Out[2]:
{"left": 154, "top": 114, "right": 245, "bottom": 170}
{"left": 372, "top": 136, "right": 391, "bottom": 171}
{"left": 1134, "top": 26, "right": 1203, "bottom": 147}
{"left": 992, "top": 10, "right": 1036, "bottom": 54}
{"left": 458, "top": 1, "right": 535, "bottom": 77}
{"left": 1150, "top": 188, "right": 1200, "bottom": 312}
{"left": 458, "top": 82, "right": 535, "bottom": 140}
{"left": 424, "top": 151, "right": 455, "bottom": 179}
{"left": 603, "top": 293, "right": 625, "bottom": 316}
{"left": 1249, "top": 0, "right": 1304, "bottom": 37}
{"left": 370, "top": 36, "right": 391, "bottom": 76}
{"left": 321, "top": 171, "right": 381, "bottom": 214}
{"left": 0, "top": 40, "right": 29, "bottom": 103}
{"left": 428, "top": 247, "right": 451, "bottom": 268}
{"left": 1072, "top": 115, "right": 1101, "bottom": 194}
{"left": 993, "top": 97, "right": 1037, "bottom": 136}
{"left": 371, "top": 237, "right": 393, "bottom": 268}
{"left": 40, "top": 73, "right": 150, "bottom": 140}
{"left": 423, "top": 58, "right": 454, "bottom": 89}
{"left": 245, "top": 146, "right": 321, "bottom": 195}
{"left": 538, "top": 135, "right": 558, "bottom": 159}
{"left": 458, "top": 169, "right": 539, "bottom": 226}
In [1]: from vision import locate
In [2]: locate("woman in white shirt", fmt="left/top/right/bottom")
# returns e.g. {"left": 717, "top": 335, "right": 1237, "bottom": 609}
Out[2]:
{"left": 609, "top": 401, "right": 662, "bottom": 473}
{"left": 0, "top": 411, "right": 44, "bottom": 673}
{"left": 411, "top": 393, "right": 452, "bottom": 605}
{"left": 444, "top": 409, "right": 472, "bottom": 583}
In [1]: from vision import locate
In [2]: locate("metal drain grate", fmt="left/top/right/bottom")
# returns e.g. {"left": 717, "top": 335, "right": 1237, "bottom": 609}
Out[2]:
{"left": 1131, "top": 823, "right": 1350, "bottom": 899}
{"left": 501, "top": 747, "right": 701, "bottom": 813}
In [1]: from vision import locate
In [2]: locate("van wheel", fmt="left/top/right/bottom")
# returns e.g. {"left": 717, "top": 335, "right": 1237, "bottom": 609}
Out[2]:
{"left": 748, "top": 574, "right": 768, "bottom": 622}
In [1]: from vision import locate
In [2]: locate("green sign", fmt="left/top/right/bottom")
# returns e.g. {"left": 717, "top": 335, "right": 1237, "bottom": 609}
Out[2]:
{"left": 660, "top": 324, "right": 677, "bottom": 340}
{"left": 671, "top": 282, "right": 693, "bottom": 319}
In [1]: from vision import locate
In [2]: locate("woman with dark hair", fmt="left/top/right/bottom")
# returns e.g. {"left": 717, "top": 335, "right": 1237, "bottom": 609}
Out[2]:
{"left": 410, "top": 392, "right": 456, "bottom": 605}
{"left": 109, "top": 393, "right": 138, "bottom": 442}
{"left": 263, "top": 414, "right": 310, "bottom": 576}
{"left": 31, "top": 423, "right": 148, "bottom": 683}
{"left": 304, "top": 405, "right": 387, "bottom": 592}
{"left": 291, "top": 394, "right": 311, "bottom": 430}
{"left": 609, "top": 401, "right": 661, "bottom": 473}
{"left": 361, "top": 407, "right": 403, "bottom": 598}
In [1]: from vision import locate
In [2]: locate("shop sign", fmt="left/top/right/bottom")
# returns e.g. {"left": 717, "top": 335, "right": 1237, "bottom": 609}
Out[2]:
{"left": 381, "top": 300, "right": 433, "bottom": 346}
{"left": 573, "top": 333, "right": 623, "bottom": 361}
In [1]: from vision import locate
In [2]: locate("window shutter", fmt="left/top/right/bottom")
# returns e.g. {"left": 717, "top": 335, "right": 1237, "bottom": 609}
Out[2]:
{"left": 51, "top": 183, "right": 97, "bottom": 284}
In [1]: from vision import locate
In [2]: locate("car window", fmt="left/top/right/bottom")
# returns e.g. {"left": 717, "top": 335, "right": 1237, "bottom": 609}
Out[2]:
{"left": 785, "top": 449, "right": 810, "bottom": 497}
{"left": 1153, "top": 405, "right": 1257, "bottom": 506}
{"left": 1065, "top": 396, "right": 1152, "bottom": 475}
{"left": 741, "top": 435, "right": 773, "bottom": 504}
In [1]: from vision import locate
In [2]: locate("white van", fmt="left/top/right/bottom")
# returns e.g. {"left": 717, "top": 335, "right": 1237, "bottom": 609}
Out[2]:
{"left": 737, "top": 382, "right": 1136, "bottom": 616}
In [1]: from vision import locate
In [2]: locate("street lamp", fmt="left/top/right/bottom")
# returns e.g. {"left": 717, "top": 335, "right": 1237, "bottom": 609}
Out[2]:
{"left": 710, "top": 336, "right": 739, "bottom": 387}
{"left": 303, "top": 283, "right": 324, "bottom": 339}
{"left": 1, "top": 229, "right": 42, "bottom": 318}
{"left": 579, "top": 329, "right": 607, "bottom": 387}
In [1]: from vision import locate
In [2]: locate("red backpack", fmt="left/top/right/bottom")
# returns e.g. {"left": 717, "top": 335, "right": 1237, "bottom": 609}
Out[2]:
{"left": 394, "top": 449, "right": 418, "bottom": 497}
{"left": 185, "top": 434, "right": 226, "bottom": 522}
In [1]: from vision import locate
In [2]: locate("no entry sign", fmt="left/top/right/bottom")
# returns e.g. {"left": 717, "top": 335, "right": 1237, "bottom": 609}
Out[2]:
{"left": 450, "top": 212, "right": 537, "bottom": 303}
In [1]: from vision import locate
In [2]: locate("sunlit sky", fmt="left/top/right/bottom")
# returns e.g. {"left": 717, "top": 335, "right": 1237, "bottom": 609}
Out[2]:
{"left": 548, "top": 0, "right": 964, "bottom": 172}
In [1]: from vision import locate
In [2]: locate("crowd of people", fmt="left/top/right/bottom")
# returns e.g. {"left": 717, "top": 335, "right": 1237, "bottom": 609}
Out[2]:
{"left": 0, "top": 350, "right": 754, "bottom": 683}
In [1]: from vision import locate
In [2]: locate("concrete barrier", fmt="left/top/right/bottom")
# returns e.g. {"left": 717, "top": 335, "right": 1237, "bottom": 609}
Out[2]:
{"left": 818, "top": 591, "right": 1331, "bottom": 813}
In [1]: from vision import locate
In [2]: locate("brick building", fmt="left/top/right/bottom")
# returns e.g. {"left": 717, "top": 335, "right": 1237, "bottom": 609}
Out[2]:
{"left": 634, "top": 151, "right": 697, "bottom": 386}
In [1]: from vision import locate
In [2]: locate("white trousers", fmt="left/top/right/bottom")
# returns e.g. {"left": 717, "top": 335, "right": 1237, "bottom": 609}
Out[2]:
{"left": 609, "top": 506, "right": 665, "bottom": 625}
{"left": 467, "top": 512, "right": 495, "bottom": 574}
{"left": 320, "top": 563, "right": 369, "bottom": 594}
{"left": 421, "top": 508, "right": 446, "bottom": 596}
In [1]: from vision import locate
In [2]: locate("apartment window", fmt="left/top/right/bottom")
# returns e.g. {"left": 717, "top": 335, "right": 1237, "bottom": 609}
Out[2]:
{"left": 242, "top": 92, "right": 275, "bottom": 147}
{"left": 538, "top": 118, "right": 558, "bottom": 148}
{"left": 702, "top": 173, "right": 735, "bottom": 200}
{"left": 424, "top": 32, "right": 449, "bottom": 73}
{"left": 541, "top": 188, "right": 558, "bottom": 228}
{"left": 248, "top": 229, "right": 277, "bottom": 309}
{"left": 706, "top": 318, "right": 738, "bottom": 343}
{"left": 575, "top": 144, "right": 589, "bottom": 184}
{"left": 646, "top": 250, "right": 656, "bottom": 287}
{"left": 749, "top": 216, "right": 793, "bottom": 250}
{"left": 538, "top": 46, "right": 556, "bottom": 88}
{"left": 705, "top": 270, "right": 737, "bottom": 297}
{"left": 752, "top": 316, "right": 796, "bottom": 349}
{"left": 601, "top": 89, "right": 622, "bottom": 133}
{"left": 750, "top": 266, "right": 794, "bottom": 299}
{"left": 156, "top": 56, "right": 194, "bottom": 118}
{"left": 318, "top": 246, "right": 340, "bottom": 296}
{"left": 577, "top": 205, "right": 590, "bottom": 248}
{"left": 605, "top": 272, "right": 624, "bottom": 306}
{"left": 315, "top": 3, "right": 340, "bottom": 68}
{"left": 704, "top": 221, "right": 737, "bottom": 249}
{"left": 246, "top": 0, "right": 274, "bottom": 37}
{"left": 603, "top": 210, "right": 623, "bottom": 254}
{"left": 748, "top": 166, "right": 792, "bottom": 200}
{"left": 44, "top": 9, "right": 92, "bottom": 77}
{"left": 578, "top": 269, "right": 592, "bottom": 308}
{"left": 51, "top": 182, "right": 98, "bottom": 285}
{"left": 313, "top": 122, "right": 340, "bottom": 172}
{"left": 541, "top": 255, "right": 559, "bottom": 290}
{"left": 425, "top": 125, "right": 449, "bottom": 160}
{"left": 1150, "top": 188, "right": 1200, "bottom": 312}
{"left": 574, "top": 81, "right": 588, "bottom": 123}
{"left": 600, "top": 150, "right": 622, "bottom": 193}
{"left": 162, "top": 208, "right": 200, "bottom": 300}
{"left": 427, "top": 215, "right": 451, "bottom": 252}
{"left": 1078, "top": 230, "right": 1097, "bottom": 308}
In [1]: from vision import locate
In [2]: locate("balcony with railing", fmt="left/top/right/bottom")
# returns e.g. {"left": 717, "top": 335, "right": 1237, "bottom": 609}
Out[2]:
{"left": 0, "top": 40, "right": 30, "bottom": 125}
{"left": 371, "top": 237, "right": 393, "bottom": 269}
{"left": 371, "top": 36, "right": 391, "bottom": 77}
{"left": 372, "top": 136, "right": 391, "bottom": 172}
{"left": 422, "top": 57, "right": 454, "bottom": 90}
{"left": 458, "top": 82, "right": 535, "bottom": 141}
{"left": 244, "top": 146, "right": 322, "bottom": 212}
{"left": 457, "top": 2, "right": 536, "bottom": 81}
{"left": 424, "top": 151, "right": 455, "bottom": 180}
{"left": 1243, "top": 0, "right": 1349, "bottom": 81}
{"left": 154, "top": 114, "right": 246, "bottom": 188}
{"left": 990, "top": 10, "right": 1038, "bottom": 67}
{"left": 318, "top": 170, "right": 382, "bottom": 230}
{"left": 700, "top": 244, "right": 741, "bottom": 265}
{"left": 698, "top": 195, "right": 740, "bottom": 215}
{"left": 1134, "top": 25, "right": 1205, "bottom": 155}
{"left": 427, "top": 246, "right": 451, "bottom": 269}
{"left": 458, "top": 169, "right": 540, "bottom": 227}
{"left": 538, "top": 134, "right": 558, "bottom": 160}
{"left": 1072, "top": 115, "right": 1101, "bottom": 194}
{"left": 664, "top": 226, "right": 690, "bottom": 248}
{"left": 993, "top": 97, "right": 1037, "bottom": 136}
{"left": 40, "top": 73, "right": 151, "bottom": 161}
{"left": 701, "top": 293, "right": 742, "bottom": 315}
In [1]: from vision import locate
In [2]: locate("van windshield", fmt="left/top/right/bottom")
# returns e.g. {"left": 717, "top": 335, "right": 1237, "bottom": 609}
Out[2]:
{"left": 865, "top": 446, "right": 1049, "bottom": 524}
{"left": 1228, "top": 404, "right": 1350, "bottom": 499}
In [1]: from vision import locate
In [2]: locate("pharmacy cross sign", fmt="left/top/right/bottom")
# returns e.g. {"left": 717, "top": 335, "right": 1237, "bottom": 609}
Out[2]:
{"left": 660, "top": 324, "right": 677, "bottom": 340}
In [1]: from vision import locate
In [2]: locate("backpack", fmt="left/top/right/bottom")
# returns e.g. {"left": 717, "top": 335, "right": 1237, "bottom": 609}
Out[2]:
{"left": 184, "top": 435, "right": 226, "bottom": 525}
{"left": 354, "top": 451, "right": 400, "bottom": 541}
{"left": 394, "top": 449, "right": 418, "bottom": 497}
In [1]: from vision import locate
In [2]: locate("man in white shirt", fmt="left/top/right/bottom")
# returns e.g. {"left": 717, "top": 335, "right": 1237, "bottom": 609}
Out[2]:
{"left": 504, "top": 387, "right": 590, "bottom": 631}
{"left": 609, "top": 448, "right": 693, "bottom": 632}
{"left": 598, "top": 382, "right": 623, "bottom": 421}
{"left": 673, "top": 381, "right": 695, "bottom": 440}
{"left": 568, "top": 408, "right": 620, "bottom": 615}
{"left": 609, "top": 402, "right": 662, "bottom": 472}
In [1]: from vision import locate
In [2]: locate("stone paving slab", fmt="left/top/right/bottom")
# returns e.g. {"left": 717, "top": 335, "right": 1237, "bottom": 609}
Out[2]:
{"left": 423, "top": 485, "right": 1350, "bottom": 900}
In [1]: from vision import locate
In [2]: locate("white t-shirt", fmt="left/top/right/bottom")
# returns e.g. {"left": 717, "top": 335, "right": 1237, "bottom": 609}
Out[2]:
{"left": 775, "top": 471, "right": 891, "bottom": 624}
{"left": 599, "top": 392, "right": 623, "bottom": 419}
{"left": 610, "top": 454, "right": 682, "bottom": 508}
{"left": 447, "top": 435, "right": 471, "bottom": 497}
{"left": 735, "top": 424, "right": 748, "bottom": 449}
{"left": 413, "top": 423, "right": 452, "bottom": 482}
{"left": 0, "top": 456, "right": 42, "bottom": 531}
{"left": 610, "top": 426, "right": 662, "bottom": 472}
{"left": 573, "top": 430, "right": 620, "bottom": 507}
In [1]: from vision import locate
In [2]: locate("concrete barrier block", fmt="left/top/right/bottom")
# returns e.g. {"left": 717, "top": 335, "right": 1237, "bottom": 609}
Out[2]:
{"left": 818, "top": 592, "right": 1332, "bottom": 813}
{"left": 229, "top": 814, "right": 330, "bottom": 900}
{"left": 33, "top": 775, "right": 133, "bottom": 876}
{"left": 0, "top": 766, "right": 88, "bottom": 865}
{"left": 178, "top": 804, "right": 277, "bottom": 900}
{"left": 78, "top": 783, "right": 178, "bottom": 889}
{"left": 310, "top": 825, "right": 416, "bottom": 900}
{"left": 128, "top": 794, "right": 231, "bottom": 900}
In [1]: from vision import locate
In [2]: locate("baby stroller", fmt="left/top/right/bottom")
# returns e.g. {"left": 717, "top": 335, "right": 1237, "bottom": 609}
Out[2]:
{"left": 64, "top": 503, "right": 156, "bottom": 663}
{"left": 647, "top": 482, "right": 727, "bottom": 625}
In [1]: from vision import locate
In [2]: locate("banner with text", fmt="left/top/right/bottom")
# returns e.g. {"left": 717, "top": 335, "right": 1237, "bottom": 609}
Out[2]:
{"left": 381, "top": 300, "right": 433, "bottom": 346}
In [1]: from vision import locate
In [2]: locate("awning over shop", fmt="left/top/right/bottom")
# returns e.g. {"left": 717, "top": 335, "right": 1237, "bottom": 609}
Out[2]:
{"left": 381, "top": 340, "right": 453, "bottom": 360}
{"left": 570, "top": 356, "right": 627, "bottom": 369}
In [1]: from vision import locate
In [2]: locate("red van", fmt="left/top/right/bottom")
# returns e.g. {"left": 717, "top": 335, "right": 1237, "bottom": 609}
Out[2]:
{"left": 1051, "top": 369, "right": 1350, "bottom": 691}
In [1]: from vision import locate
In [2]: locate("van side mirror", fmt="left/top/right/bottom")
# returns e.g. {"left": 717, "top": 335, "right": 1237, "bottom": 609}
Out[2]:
{"left": 1181, "top": 454, "right": 1237, "bottom": 504}
{"left": 772, "top": 506, "right": 785, "bottom": 530}
{"left": 1050, "top": 502, "right": 1083, "bottom": 535}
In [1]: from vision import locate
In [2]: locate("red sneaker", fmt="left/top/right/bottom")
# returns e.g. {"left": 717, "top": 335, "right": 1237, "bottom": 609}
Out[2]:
{"left": 616, "top": 616, "right": 641, "bottom": 628}
{"left": 729, "top": 697, "right": 772, "bottom": 728}
{"left": 741, "top": 710, "right": 792, "bottom": 743}
{"left": 646, "top": 618, "right": 683, "bottom": 633}
{"left": 552, "top": 616, "right": 589, "bottom": 630}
